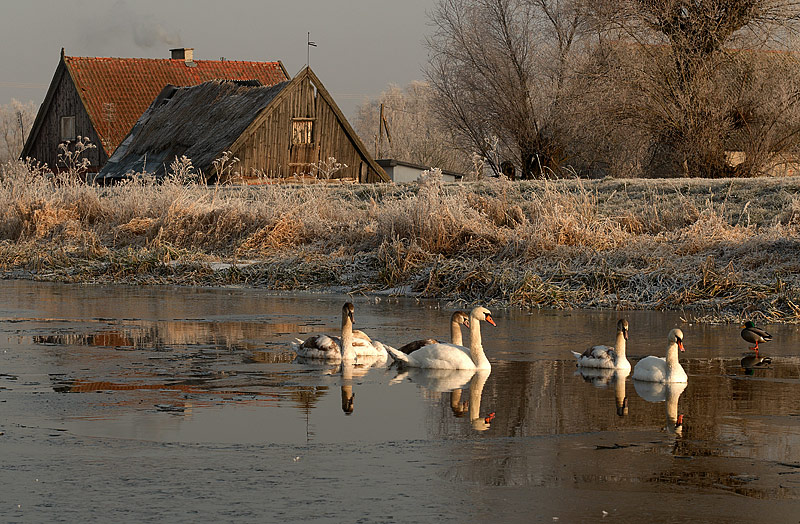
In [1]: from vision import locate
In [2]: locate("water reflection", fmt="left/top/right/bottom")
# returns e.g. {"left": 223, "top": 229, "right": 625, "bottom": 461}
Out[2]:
{"left": 574, "top": 367, "right": 629, "bottom": 417}
{"left": 634, "top": 381, "right": 687, "bottom": 437}
{"left": 4, "top": 280, "right": 800, "bottom": 516}
{"left": 740, "top": 353, "right": 772, "bottom": 375}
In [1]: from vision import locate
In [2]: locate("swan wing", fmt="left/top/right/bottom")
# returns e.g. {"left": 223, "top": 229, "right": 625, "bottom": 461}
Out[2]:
{"left": 633, "top": 356, "right": 667, "bottom": 382}
{"left": 397, "top": 338, "right": 439, "bottom": 355}
{"left": 293, "top": 334, "right": 342, "bottom": 359}
{"left": 401, "top": 343, "right": 476, "bottom": 370}
{"left": 573, "top": 345, "right": 617, "bottom": 368}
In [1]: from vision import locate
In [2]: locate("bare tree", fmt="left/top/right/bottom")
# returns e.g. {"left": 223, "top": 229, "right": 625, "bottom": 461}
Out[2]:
{"left": 585, "top": 0, "right": 800, "bottom": 177}
{"left": 425, "top": 0, "right": 591, "bottom": 178}
{"left": 353, "top": 82, "right": 471, "bottom": 172}
{"left": 0, "top": 99, "right": 36, "bottom": 163}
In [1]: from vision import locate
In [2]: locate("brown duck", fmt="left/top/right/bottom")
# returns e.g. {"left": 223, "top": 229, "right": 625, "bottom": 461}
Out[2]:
{"left": 741, "top": 321, "right": 772, "bottom": 353}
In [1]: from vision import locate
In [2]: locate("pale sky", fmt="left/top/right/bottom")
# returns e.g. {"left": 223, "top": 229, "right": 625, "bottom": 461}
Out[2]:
{"left": 0, "top": 0, "right": 433, "bottom": 118}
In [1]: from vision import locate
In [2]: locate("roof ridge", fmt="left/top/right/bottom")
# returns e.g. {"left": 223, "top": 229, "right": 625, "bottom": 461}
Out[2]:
{"left": 65, "top": 55, "right": 282, "bottom": 63}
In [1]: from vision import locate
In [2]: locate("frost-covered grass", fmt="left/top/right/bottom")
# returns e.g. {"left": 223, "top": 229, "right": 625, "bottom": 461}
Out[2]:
{"left": 2, "top": 159, "right": 800, "bottom": 322}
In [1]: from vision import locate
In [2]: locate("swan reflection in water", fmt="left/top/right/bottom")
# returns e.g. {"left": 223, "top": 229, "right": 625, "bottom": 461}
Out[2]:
{"left": 391, "top": 368, "right": 495, "bottom": 431}
{"left": 575, "top": 367, "right": 630, "bottom": 417}
{"left": 634, "top": 381, "right": 687, "bottom": 437}
{"left": 339, "top": 355, "right": 387, "bottom": 415}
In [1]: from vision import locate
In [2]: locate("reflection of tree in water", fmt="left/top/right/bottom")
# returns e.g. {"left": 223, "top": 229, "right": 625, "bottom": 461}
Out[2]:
{"left": 288, "top": 385, "right": 329, "bottom": 442}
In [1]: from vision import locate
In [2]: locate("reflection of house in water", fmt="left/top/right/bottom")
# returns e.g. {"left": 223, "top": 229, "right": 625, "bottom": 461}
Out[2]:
{"left": 32, "top": 319, "right": 310, "bottom": 351}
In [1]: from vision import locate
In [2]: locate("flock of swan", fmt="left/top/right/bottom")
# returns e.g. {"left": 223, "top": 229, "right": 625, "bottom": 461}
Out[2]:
{"left": 291, "top": 302, "right": 715, "bottom": 383}
{"left": 290, "top": 302, "right": 774, "bottom": 427}
{"left": 292, "top": 303, "right": 496, "bottom": 371}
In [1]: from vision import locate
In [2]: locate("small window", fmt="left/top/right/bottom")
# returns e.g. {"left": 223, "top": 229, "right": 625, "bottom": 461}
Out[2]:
{"left": 60, "top": 116, "right": 76, "bottom": 141}
{"left": 292, "top": 119, "right": 314, "bottom": 144}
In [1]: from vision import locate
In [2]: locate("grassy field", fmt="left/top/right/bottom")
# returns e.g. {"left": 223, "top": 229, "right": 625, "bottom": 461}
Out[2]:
{"left": 2, "top": 160, "right": 800, "bottom": 323}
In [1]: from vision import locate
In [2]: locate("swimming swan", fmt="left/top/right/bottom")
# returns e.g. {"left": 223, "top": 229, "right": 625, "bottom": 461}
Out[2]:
{"left": 571, "top": 319, "right": 630, "bottom": 370}
{"left": 632, "top": 328, "right": 687, "bottom": 383}
{"left": 292, "top": 303, "right": 388, "bottom": 361}
{"left": 396, "top": 310, "right": 470, "bottom": 354}
{"left": 386, "top": 306, "right": 495, "bottom": 370}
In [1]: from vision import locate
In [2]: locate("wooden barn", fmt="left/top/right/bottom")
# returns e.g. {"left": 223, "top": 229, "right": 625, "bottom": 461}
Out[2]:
{"left": 97, "top": 67, "right": 389, "bottom": 183}
{"left": 21, "top": 48, "right": 289, "bottom": 172}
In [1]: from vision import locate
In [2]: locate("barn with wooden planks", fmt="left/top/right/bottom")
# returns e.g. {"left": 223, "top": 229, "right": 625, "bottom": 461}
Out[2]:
{"left": 21, "top": 48, "right": 289, "bottom": 173}
{"left": 98, "top": 67, "right": 388, "bottom": 183}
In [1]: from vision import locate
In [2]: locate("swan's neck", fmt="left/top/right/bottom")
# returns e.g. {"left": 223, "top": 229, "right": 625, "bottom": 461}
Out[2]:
{"left": 341, "top": 316, "right": 356, "bottom": 362}
{"left": 468, "top": 317, "right": 490, "bottom": 369}
{"left": 665, "top": 342, "right": 680, "bottom": 368}
{"left": 615, "top": 331, "right": 627, "bottom": 359}
{"left": 450, "top": 319, "right": 463, "bottom": 346}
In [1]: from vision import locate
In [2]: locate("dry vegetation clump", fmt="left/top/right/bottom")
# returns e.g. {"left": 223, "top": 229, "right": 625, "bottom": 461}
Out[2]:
{"left": 2, "top": 159, "right": 800, "bottom": 322}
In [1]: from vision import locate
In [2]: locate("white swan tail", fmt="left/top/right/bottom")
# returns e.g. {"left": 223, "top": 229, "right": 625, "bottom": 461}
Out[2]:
{"left": 386, "top": 344, "right": 410, "bottom": 364}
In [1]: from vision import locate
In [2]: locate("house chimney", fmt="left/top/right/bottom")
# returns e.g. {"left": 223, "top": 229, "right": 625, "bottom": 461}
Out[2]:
{"left": 170, "top": 48, "right": 195, "bottom": 66}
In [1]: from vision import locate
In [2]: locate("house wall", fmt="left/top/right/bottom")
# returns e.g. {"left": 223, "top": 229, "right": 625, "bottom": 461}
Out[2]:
{"left": 384, "top": 164, "right": 458, "bottom": 183}
{"left": 25, "top": 63, "right": 106, "bottom": 172}
{"left": 231, "top": 75, "right": 383, "bottom": 182}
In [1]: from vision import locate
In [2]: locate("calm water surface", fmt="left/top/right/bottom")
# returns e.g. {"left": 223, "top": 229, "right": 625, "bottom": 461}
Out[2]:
{"left": 1, "top": 280, "right": 800, "bottom": 522}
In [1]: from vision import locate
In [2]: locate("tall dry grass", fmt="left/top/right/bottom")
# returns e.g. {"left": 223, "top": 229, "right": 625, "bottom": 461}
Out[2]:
{"left": 1, "top": 159, "right": 800, "bottom": 322}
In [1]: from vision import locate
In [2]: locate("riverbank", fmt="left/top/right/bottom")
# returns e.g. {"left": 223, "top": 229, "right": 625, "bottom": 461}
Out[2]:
{"left": 2, "top": 160, "right": 800, "bottom": 323}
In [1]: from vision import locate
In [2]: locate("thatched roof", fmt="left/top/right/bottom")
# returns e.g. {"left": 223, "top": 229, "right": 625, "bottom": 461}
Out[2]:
{"left": 98, "top": 79, "right": 289, "bottom": 180}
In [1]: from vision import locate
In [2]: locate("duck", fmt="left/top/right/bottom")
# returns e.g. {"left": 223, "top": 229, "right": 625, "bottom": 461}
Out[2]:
{"left": 396, "top": 310, "right": 470, "bottom": 354}
{"left": 386, "top": 306, "right": 496, "bottom": 370}
{"left": 292, "top": 302, "right": 387, "bottom": 362}
{"left": 741, "top": 321, "right": 772, "bottom": 354}
{"left": 632, "top": 328, "right": 687, "bottom": 383}
{"left": 571, "top": 319, "right": 630, "bottom": 369}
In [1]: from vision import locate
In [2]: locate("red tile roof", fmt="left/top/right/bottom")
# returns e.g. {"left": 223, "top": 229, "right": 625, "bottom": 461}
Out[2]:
{"left": 64, "top": 56, "right": 288, "bottom": 154}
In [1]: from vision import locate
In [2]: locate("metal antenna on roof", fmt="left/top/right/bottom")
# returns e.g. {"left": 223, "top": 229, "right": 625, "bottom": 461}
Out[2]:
{"left": 307, "top": 32, "right": 317, "bottom": 69}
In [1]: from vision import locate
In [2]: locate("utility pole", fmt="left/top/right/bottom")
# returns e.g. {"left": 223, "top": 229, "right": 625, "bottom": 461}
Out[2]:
{"left": 377, "top": 103, "right": 384, "bottom": 158}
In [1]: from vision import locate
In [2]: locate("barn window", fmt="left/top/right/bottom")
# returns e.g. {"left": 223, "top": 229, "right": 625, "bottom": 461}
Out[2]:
{"left": 60, "top": 116, "right": 76, "bottom": 141}
{"left": 292, "top": 118, "right": 314, "bottom": 144}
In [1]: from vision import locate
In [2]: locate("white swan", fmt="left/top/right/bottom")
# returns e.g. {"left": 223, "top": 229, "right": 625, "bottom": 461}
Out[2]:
{"left": 386, "top": 306, "right": 495, "bottom": 370}
{"left": 395, "top": 310, "right": 470, "bottom": 354}
{"left": 572, "top": 319, "right": 630, "bottom": 370}
{"left": 632, "top": 328, "right": 687, "bottom": 383}
{"left": 292, "top": 302, "right": 387, "bottom": 362}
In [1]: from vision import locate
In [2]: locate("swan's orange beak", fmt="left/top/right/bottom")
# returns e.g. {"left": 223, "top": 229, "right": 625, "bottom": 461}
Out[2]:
{"left": 484, "top": 412, "right": 496, "bottom": 424}
{"left": 676, "top": 414, "right": 684, "bottom": 426}
{"left": 678, "top": 341, "right": 685, "bottom": 352}
{"left": 485, "top": 314, "right": 496, "bottom": 327}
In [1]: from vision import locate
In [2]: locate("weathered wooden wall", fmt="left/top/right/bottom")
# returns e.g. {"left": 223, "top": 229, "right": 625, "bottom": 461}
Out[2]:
{"left": 25, "top": 62, "right": 106, "bottom": 172}
{"left": 230, "top": 73, "right": 384, "bottom": 182}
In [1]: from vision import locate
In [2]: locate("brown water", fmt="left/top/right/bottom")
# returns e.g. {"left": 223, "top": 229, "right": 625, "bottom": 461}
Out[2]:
{"left": 1, "top": 280, "right": 800, "bottom": 522}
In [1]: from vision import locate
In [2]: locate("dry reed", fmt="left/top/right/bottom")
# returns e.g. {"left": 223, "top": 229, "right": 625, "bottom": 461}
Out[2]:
{"left": 2, "top": 158, "right": 800, "bottom": 322}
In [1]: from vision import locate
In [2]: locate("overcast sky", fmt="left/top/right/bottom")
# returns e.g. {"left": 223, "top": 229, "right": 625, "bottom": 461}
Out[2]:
{"left": 0, "top": 0, "right": 433, "bottom": 118}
